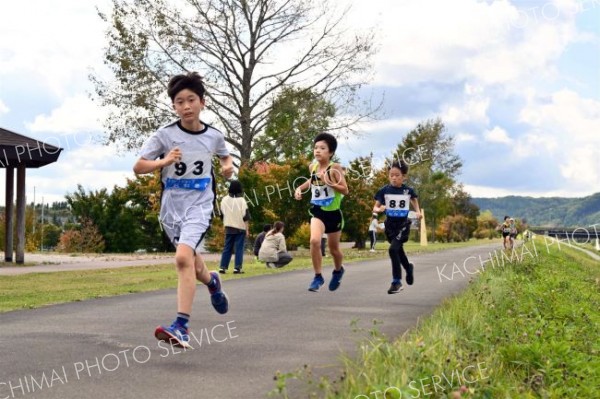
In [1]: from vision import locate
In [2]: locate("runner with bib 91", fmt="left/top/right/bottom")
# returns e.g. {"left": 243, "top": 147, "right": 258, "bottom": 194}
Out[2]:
{"left": 294, "top": 133, "right": 349, "bottom": 292}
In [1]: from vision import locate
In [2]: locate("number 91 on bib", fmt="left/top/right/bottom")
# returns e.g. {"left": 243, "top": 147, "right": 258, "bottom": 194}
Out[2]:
{"left": 310, "top": 185, "right": 335, "bottom": 207}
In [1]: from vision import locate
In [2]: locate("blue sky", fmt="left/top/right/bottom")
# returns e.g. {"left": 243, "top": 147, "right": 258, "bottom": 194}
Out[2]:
{"left": 0, "top": 0, "right": 599, "bottom": 206}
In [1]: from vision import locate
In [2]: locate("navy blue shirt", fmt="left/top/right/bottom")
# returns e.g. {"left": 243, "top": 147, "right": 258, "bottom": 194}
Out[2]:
{"left": 374, "top": 184, "right": 418, "bottom": 219}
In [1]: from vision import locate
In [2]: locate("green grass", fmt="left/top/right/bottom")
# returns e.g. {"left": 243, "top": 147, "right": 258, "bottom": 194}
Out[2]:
{"left": 272, "top": 237, "right": 600, "bottom": 398}
{"left": 0, "top": 239, "right": 499, "bottom": 313}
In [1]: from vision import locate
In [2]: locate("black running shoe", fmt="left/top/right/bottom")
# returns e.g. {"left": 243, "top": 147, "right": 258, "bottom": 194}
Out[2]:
{"left": 406, "top": 263, "right": 414, "bottom": 285}
{"left": 387, "top": 281, "right": 403, "bottom": 294}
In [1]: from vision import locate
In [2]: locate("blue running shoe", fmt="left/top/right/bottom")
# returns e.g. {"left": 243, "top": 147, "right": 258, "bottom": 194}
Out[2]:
{"left": 308, "top": 275, "right": 325, "bottom": 292}
{"left": 208, "top": 271, "right": 229, "bottom": 314}
{"left": 328, "top": 266, "right": 345, "bottom": 291}
{"left": 406, "top": 263, "right": 414, "bottom": 285}
{"left": 155, "top": 322, "right": 190, "bottom": 348}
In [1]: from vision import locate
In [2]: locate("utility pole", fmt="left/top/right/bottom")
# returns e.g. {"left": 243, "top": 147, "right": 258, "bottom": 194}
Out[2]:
{"left": 40, "top": 196, "right": 44, "bottom": 251}
{"left": 32, "top": 186, "right": 36, "bottom": 236}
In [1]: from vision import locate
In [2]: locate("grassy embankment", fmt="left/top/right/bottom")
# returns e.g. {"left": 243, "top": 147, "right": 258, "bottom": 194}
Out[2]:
{"left": 271, "top": 237, "right": 600, "bottom": 398}
{"left": 0, "top": 239, "right": 501, "bottom": 312}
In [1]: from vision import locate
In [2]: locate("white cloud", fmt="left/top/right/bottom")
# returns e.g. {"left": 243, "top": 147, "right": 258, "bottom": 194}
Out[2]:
{"left": 462, "top": 183, "right": 594, "bottom": 198}
{"left": 354, "top": 117, "right": 420, "bottom": 134}
{"left": 483, "top": 126, "right": 512, "bottom": 144}
{"left": 0, "top": 1, "right": 111, "bottom": 97}
{"left": 560, "top": 147, "right": 600, "bottom": 187}
{"left": 0, "top": 98, "right": 8, "bottom": 115}
{"left": 441, "top": 96, "right": 490, "bottom": 125}
{"left": 25, "top": 94, "right": 108, "bottom": 134}
{"left": 519, "top": 89, "right": 600, "bottom": 142}
{"left": 455, "top": 132, "right": 477, "bottom": 143}
{"left": 517, "top": 88, "right": 600, "bottom": 186}
{"left": 346, "top": 0, "right": 584, "bottom": 87}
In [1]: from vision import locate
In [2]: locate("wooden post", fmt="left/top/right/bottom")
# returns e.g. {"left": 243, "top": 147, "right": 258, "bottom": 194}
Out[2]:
{"left": 4, "top": 167, "right": 14, "bottom": 262}
{"left": 16, "top": 164, "right": 26, "bottom": 264}
{"left": 420, "top": 207, "right": 428, "bottom": 246}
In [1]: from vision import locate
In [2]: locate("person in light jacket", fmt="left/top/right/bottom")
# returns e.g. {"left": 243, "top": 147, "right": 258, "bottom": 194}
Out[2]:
{"left": 258, "top": 221, "right": 293, "bottom": 268}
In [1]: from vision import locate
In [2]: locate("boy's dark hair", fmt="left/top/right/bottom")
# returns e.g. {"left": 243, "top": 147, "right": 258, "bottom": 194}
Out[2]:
{"left": 504, "top": 216, "right": 510, "bottom": 221}
{"left": 313, "top": 132, "right": 337, "bottom": 156}
{"left": 228, "top": 180, "right": 243, "bottom": 197}
{"left": 389, "top": 160, "right": 409, "bottom": 175}
{"left": 263, "top": 224, "right": 272, "bottom": 232}
{"left": 167, "top": 72, "right": 206, "bottom": 101}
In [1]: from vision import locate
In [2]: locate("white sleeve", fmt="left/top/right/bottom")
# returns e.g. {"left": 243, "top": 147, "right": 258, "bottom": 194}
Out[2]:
{"left": 214, "top": 132, "right": 229, "bottom": 157}
{"left": 139, "top": 132, "right": 166, "bottom": 160}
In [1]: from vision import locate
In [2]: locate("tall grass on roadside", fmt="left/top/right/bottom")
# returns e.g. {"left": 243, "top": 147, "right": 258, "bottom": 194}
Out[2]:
{"left": 274, "top": 239, "right": 600, "bottom": 398}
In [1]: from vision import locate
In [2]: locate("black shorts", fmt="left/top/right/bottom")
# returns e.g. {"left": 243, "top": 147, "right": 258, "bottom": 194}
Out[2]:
{"left": 502, "top": 232, "right": 510, "bottom": 237}
{"left": 385, "top": 219, "right": 411, "bottom": 243}
{"left": 309, "top": 206, "right": 344, "bottom": 234}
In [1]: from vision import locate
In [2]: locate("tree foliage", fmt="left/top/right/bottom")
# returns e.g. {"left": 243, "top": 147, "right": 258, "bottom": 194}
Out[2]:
{"left": 253, "top": 87, "right": 336, "bottom": 163}
{"left": 93, "top": 0, "right": 376, "bottom": 164}
{"left": 65, "top": 174, "right": 168, "bottom": 253}
{"left": 58, "top": 218, "right": 105, "bottom": 253}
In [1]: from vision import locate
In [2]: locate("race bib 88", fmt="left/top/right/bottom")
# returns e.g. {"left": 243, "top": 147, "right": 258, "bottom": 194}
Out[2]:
{"left": 384, "top": 193, "right": 410, "bottom": 217}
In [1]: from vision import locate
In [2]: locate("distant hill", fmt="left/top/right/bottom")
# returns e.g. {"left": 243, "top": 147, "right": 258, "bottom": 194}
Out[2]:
{"left": 472, "top": 193, "right": 600, "bottom": 228}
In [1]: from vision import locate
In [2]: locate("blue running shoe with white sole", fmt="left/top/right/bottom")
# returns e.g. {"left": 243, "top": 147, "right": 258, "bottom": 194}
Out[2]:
{"left": 328, "top": 266, "right": 345, "bottom": 291}
{"left": 155, "top": 322, "right": 190, "bottom": 348}
{"left": 308, "top": 275, "right": 325, "bottom": 292}
{"left": 208, "top": 271, "right": 229, "bottom": 314}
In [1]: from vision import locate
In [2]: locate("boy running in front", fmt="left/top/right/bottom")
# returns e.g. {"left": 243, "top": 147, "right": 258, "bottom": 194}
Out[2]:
{"left": 294, "top": 133, "right": 349, "bottom": 292}
{"left": 133, "top": 72, "right": 233, "bottom": 348}
{"left": 373, "top": 161, "right": 421, "bottom": 294}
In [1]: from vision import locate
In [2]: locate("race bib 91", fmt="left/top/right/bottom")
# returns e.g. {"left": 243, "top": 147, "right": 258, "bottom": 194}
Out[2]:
{"left": 164, "top": 151, "right": 212, "bottom": 191}
{"left": 310, "top": 184, "right": 335, "bottom": 207}
{"left": 384, "top": 194, "right": 410, "bottom": 217}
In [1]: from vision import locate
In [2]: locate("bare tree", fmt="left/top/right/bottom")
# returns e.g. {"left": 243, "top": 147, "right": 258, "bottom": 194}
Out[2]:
{"left": 92, "top": 0, "right": 376, "bottom": 165}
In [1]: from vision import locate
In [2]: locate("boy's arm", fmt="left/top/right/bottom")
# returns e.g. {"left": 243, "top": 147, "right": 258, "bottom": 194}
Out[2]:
{"left": 133, "top": 147, "right": 181, "bottom": 174}
{"left": 411, "top": 197, "right": 422, "bottom": 219}
{"left": 219, "top": 155, "right": 234, "bottom": 179}
{"left": 324, "top": 164, "right": 349, "bottom": 195}
{"left": 294, "top": 162, "right": 313, "bottom": 199}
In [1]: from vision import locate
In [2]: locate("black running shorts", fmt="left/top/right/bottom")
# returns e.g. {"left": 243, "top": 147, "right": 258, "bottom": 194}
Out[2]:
{"left": 309, "top": 205, "right": 344, "bottom": 234}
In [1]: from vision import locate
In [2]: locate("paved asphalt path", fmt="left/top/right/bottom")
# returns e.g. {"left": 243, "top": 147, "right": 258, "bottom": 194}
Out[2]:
{"left": 0, "top": 243, "right": 500, "bottom": 399}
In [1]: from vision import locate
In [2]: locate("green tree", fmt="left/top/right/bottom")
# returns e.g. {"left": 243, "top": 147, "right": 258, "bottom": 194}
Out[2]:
{"left": 93, "top": 0, "right": 376, "bottom": 165}
{"left": 343, "top": 156, "right": 377, "bottom": 248}
{"left": 66, "top": 184, "right": 146, "bottom": 252}
{"left": 474, "top": 210, "right": 499, "bottom": 240}
{"left": 253, "top": 87, "right": 336, "bottom": 163}
{"left": 389, "top": 119, "right": 463, "bottom": 241}
{"left": 41, "top": 224, "right": 62, "bottom": 250}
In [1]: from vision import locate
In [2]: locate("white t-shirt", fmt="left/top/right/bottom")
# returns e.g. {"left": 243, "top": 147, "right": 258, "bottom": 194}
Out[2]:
{"left": 139, "top": 121, "right": 229, "bottom": 226}
{"left": 369, "top": 219, "right": 379, "bottom": 232}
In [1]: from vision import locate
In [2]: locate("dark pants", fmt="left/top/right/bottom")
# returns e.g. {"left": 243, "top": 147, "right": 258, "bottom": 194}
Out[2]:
{"left": 220, "top": 233, "right": 246, "bottom": 270}
{"left": 385, "top": 220, "right": 411, "bottom": 281}
{"left": 388, "top": 239, "right": 411, "bottom": 281}
{"left": 369, "top": 230, "right": 377, "bottom": 250}
{"left": 273, "top": 252, "right": 293, "bottom": 268}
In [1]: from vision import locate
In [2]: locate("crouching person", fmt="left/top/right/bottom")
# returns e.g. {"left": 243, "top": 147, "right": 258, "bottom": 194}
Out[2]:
{"left": 258, "top": 221, "right": 293, "bottom": 268}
